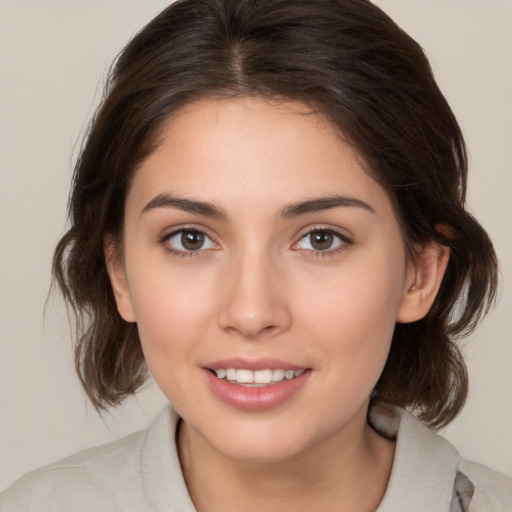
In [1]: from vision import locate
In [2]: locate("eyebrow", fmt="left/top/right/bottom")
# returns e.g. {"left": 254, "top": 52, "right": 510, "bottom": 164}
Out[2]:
{"left": 141, "top": 193, "right": 375, "bottom": 219}
{"left": 142, "top": 194, "right": 228, "bottom": 219}
{"left": 279, "top": 195, "right": 376, "bottom": 219}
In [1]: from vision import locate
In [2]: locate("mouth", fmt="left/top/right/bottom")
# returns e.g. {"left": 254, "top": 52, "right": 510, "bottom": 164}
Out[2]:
{"left": 209, "top": 368, "right": 306, "bottom": 387}
{"left": 203, "top": 360, "right": 312, "bottom": 411}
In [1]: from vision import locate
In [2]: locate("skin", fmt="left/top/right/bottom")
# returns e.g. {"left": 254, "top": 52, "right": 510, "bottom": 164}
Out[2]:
{"left": 107, "top": 97, "right": 449, "bottom": 511}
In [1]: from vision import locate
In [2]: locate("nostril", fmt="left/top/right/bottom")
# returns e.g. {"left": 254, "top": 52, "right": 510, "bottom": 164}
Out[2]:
{"left": 216, "top": 285, "right": 292, "bottom": 339}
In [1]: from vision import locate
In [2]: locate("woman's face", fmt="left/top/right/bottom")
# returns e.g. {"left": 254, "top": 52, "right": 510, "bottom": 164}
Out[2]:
{"left": 111, "top": 97, "right": 416, "bottom": 462}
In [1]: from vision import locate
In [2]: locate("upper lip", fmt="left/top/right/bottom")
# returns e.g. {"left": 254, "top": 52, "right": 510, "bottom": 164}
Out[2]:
{"left": 204, "top": 357, "right": 307, "bottom": 371}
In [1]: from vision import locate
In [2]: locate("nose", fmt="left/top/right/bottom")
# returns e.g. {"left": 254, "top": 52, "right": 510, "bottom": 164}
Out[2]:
{"left": 217, "top": 249, "right": 292, "bottom": 340}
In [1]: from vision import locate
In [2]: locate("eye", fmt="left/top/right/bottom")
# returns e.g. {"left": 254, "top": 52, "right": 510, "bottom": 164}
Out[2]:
{"left": 164, "top": 229, "right": 217, "bottom": 252}
{"left": 295, "top": 229, "right": 348, "bottom": 252}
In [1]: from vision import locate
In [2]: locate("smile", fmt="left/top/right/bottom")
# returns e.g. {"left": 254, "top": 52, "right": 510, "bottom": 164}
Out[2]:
{"left": 203, "top": 364, "right": 311, "bottom": 411}
{"left": 212, "top": 368, "right": 306, "bottom": 387}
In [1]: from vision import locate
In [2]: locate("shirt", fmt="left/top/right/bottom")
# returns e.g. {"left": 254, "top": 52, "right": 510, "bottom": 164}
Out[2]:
{"left": 1, "top": 404, "right": 511, "bottom": 511}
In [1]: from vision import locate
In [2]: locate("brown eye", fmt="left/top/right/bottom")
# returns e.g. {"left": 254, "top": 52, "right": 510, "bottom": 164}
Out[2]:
{"left": 181, "top": 230, "right": 205, "bottom": 250}
{"left": 296, "top": 229, "right": 345, "bottom": 252}
{"left": 310, "top": 231, "right": 334, "bottom": 250}
{"left": 165, "top": 229, "right": 216, "bottom": 253}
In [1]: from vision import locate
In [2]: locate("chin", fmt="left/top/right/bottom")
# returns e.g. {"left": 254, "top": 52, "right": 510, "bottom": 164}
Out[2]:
{"left": 194, "top": 414, "right": 323, "bottom": 464}
{"left": 214, "top": 434, "right": 309, "bottom": 464}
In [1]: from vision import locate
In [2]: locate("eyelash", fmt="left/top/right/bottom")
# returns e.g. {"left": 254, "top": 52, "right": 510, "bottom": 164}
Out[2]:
{"left": 159, "top": 226, "right": 218, "bottom": 258}
{"left": 293, "top": 226, "right": 353, "bottom": 257}
{"left": 159, "top": 226, "right": 353, "bottom": 258}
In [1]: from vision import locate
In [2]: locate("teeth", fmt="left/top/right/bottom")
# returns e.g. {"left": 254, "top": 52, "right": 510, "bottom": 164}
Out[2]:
{"left": 272, "top": 369, "right": 285, "bottom": 382}
{"left": 254, "top": 369, "right": 272, "bottom": 384}
{"left": 213, "top": 367, "right": 306, "bottom": 385}
{"left": 236, "top": 369, "right": 253, "bottom": 383}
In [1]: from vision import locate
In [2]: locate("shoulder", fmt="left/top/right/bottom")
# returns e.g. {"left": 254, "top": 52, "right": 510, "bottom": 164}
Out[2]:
{"left": 0, "top": 429, "right": 149, "bottom": 512}
{"left": 370, "top": 403, "right": 512, "bottom": 512}
{"left": 457, "top": 458, "right": 512, "bottom": 512}
{"left": 0, "top": 405, "right": 195, "bottom": 512}
{"left": 0, "top": 405, "right": 191, "bottom": 512}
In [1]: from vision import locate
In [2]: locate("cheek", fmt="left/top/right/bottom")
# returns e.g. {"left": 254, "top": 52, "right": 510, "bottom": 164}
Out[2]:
{"left": 125, "top": 260, "right": 218, "bottom": 377}
{"left": 295, "top": 252, "right": 406, "bottom": 379}
{"left": 130, "top": 280, "right": 213, "bottom": 408}
{"left": 128, "top": 249, "right": 216, "bottom": 324}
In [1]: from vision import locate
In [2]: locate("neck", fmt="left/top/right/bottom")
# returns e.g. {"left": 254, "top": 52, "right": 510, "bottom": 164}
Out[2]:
{"left": 177, "top": 406, "right": 395, "bottom": 512}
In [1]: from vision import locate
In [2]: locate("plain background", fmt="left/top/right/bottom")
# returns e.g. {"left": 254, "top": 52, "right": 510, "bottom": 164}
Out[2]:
{"left": 1, "top": 0, "right": 511, "bottom": 492}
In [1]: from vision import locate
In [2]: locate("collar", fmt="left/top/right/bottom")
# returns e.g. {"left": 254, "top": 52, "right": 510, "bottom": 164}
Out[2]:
{"left": 141, "top": 403, "right": 461, "bottom": 512}
{"left": 141, "top": 405, "right": 197, "bottom": 512}
{"left": 371, "top": 403, "right": 461, "bottom": 511}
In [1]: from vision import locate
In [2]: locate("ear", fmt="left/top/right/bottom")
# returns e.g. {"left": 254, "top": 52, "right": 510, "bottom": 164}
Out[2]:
{"left": 104, "top": 238, "right": 136, "bottom": 323}
{"left": 396, "top": 238, "right": 450, "bottom": 323}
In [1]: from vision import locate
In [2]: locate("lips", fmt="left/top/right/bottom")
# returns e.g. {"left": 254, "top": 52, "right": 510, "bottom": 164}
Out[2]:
{"left": 212, "top": 368, "right": 305, "bottom": 386}
{"left": 203, "top": 358, "right": 311, "bottom": 411}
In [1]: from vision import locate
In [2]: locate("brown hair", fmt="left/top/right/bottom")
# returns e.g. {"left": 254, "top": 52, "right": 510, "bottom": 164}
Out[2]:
{"left": 53, "top": 0, "right": 498, "bottom": 429}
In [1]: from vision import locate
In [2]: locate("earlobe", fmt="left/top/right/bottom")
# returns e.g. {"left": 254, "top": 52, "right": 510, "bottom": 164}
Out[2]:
{"left": 396, "top": 240, "right": 450, "bottom": 323}
{"left": 104, "top": 239, "right": 136, "bottom": 323}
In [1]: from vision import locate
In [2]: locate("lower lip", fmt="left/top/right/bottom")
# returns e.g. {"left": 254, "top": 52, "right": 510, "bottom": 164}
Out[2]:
{"left": 202, "top": 369, "right": 311, "bottom": 411}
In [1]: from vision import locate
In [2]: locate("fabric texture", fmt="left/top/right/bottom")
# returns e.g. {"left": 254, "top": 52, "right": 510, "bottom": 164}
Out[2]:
{"left": 1, "top": 404, "right": 511, "bottom": 511}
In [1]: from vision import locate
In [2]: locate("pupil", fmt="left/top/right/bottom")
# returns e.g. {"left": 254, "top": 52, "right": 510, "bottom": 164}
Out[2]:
{"left": 311, "top": 231, "right": 333, "bottom": 250}
{"left": 182, "top": 231, "right": 204, "bottom": 250}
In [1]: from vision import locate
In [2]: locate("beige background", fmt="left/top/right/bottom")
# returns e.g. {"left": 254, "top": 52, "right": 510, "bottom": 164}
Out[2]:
{"left": 1, "top": 0, "right": 511, "bottom": 491}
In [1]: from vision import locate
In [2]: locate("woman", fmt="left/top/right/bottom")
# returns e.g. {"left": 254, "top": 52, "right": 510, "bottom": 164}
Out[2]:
{"left": 1, "top": 1, "right": 510, "bottom": 510}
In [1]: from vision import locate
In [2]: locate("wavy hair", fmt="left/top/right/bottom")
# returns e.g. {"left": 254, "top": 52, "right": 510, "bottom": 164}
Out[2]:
{"left": 53, "top": 0, "right": 498, "bottom": 428}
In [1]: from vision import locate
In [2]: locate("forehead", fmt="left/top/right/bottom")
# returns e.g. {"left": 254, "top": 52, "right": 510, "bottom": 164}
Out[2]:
{"left": 126, "top": 96, "right": 393, "bottom": 219}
